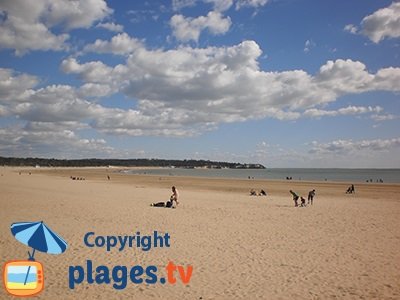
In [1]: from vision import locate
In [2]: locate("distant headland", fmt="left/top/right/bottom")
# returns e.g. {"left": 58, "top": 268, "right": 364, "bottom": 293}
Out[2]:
{"left": 0, "top": 156, "right": 265, "bottom": 169}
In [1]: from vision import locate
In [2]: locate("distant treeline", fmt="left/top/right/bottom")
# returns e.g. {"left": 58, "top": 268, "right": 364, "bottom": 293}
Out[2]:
{"left": 0, "top": 156, "right": 265, "bottom": 169}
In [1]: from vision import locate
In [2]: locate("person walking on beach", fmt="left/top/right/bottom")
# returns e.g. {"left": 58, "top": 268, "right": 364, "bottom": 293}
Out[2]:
{"left": 308, "top": 189, "right": 316, "bottom": 205}
{"left": 290, "top": 190, "right": 299, "bottom": 207}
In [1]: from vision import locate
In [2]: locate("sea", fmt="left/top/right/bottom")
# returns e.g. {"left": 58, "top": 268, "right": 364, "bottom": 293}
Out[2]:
{"left": 122, "top": 168, "right": 400, "bottom": 183}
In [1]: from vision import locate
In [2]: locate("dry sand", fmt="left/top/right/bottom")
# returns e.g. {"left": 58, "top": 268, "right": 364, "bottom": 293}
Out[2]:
{"left": 1, "top": 167, "right": 399, "bottom": 299}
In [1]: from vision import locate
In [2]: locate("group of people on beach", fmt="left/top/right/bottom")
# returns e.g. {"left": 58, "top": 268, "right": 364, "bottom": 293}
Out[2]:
{"left": 148, "top": 181, "right": 361, "bottom": 209}
{"left": 154, "top": 185, "right": 318, "bottom": 209}
{"left": 70, "top": 176, "right": 85, "bottom": 181}
{"left": 366, "top": 178, "right": 383, "bottom": 183}
{"left": 248, "top": 187, "right": 316, "bottom": 207}
{"left": 150, "top": 186, "right": 179, "bottom": 208}
{"left": 290, "top": 189, "right": 315, "bottom": 207}
{"left": 249, "top": 189, "right": 267, "bottom": 196}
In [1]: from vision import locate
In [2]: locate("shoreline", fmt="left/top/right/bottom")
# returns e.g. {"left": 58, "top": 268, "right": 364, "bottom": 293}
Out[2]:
{"left": 27, "top": 166, "right": 400, "bottom": 187}
{"left": 121, "top": 167, "right": 400, "bottom": 184}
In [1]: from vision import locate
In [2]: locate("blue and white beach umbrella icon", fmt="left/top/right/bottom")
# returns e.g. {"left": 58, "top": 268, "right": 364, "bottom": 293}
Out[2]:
{"left": 10, "top": 221, "right": 68, "bottom": 286}
{"left": 11, "top": 221, "right": 68, "bottom": 259}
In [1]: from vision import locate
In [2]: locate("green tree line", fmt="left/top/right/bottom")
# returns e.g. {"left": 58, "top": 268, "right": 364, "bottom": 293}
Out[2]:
{"left": 0, "top": 156, "right": 265, "bottom": 169}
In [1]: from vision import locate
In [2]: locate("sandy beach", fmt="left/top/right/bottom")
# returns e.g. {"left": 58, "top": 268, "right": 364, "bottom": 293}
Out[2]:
{"left": 1, "top": 167, "right": 399, "bottom": 299}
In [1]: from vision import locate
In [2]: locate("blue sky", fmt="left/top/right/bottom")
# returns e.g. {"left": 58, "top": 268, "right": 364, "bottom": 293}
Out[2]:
{"left": 0, "top": 0, "right": 399, "bottom": 167}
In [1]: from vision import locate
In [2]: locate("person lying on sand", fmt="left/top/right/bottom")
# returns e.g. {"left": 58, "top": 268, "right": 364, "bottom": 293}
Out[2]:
{"left": 150, "top": 200, "right": 174, "bottom": 208}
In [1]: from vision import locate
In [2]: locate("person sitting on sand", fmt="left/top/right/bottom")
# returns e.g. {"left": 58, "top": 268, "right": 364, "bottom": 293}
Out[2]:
{"left": 290, "top": 190, "right": 299, "bottom": 207}
{"left": 259, "top": 189, "right": 267, "bottom": 196}
{"left": 250, "top": 189, "right": 257, "bottom": 196}
{"left": 170, "top": 186, "right": 179, "bottom": 206}
{"left": 308, "top": 189, "right": 316, "bottom": 205}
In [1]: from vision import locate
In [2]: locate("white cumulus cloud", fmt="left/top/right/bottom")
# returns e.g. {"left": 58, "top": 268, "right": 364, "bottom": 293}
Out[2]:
{"left": 2, "top": 38, "right": 400, "bottom": 141}
{"left": 172, "top": 0, "right": 268, "bottom": 12}
{"left": 0, "top": 68, "right": 38, "bottom": 100}
{"left": 344, "top": 24, "right": 358, "bottom": 34}
{"left": 347, "top": 2, "right": 400, "bottom": 43}
{"left": 83, "top": 33, "right": 143, "bottom": 55}
{"left": 57, "top": 38, "right": 400, "bottom": 135}
{"left": 310, "top": 138, "right": 400, "bottom": 154}
{"left": 96, "top": 22, "right": 124, "bottom": 32}
{"left": 235, "top": 0, "right": 269, "bottom": 10}
{"left": 0, "top": 0, "right": 112, "bottom": 55}
{"left": 170, "top": 11, "right": 232, "bottom": 42}
{"left": 371, "top": 114, "right": 398, "bottom": 122}
{"left": 172, "top": 0, "right": 197, "bottom": 11}
{"left": 304, "top": 106, "right": 383, "bottom": 118}
{"left": 204, "top": 0, "right": 234, "bottom": 11}
{"left": 0, "top": 125, "right": 114, "bottom": 158}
